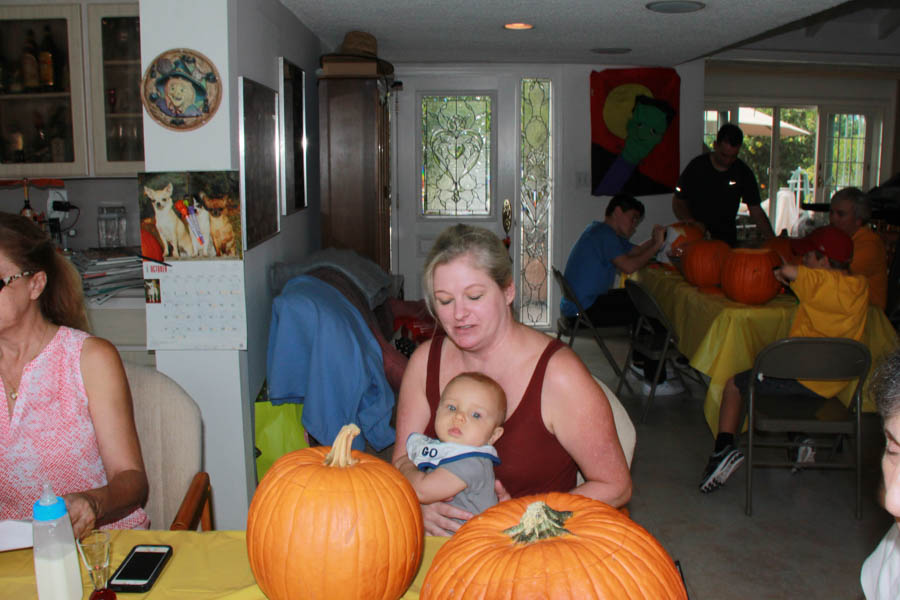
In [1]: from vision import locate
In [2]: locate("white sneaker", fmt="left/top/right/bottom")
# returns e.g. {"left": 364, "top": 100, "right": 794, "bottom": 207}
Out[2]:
{"left": 641, "top": 378, "right": 684, "bottom": 396}
{"left": 792, "top": 438, "right": 816, "bottom": 473}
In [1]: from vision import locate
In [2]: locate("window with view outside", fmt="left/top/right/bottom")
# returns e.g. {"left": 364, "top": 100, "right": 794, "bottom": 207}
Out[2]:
{"left": 421, "top": 95, "right": 492, "bottom": 216}
{"left": 704, "top": 106, "right": 818, "bottom": 238}
{"left": 822, "top": 113, "right": 867, "bottom": 204}
{"left": 519, "top": 78, "right": 551, "bottom": 327}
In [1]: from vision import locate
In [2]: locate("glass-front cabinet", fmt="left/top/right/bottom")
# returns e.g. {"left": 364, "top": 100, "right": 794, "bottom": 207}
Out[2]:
{"left": 88, "top": 3, "right": 143, "bottom": 176}
{"left": 0, "top": 4, "right": 87, "bottom": 176}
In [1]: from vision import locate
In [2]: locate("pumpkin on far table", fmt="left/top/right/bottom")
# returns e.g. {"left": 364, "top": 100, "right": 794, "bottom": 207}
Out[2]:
{"left": 246, "top": 424, "right": 424, "bottom": 600}
{"left": 681, "top": 239, "right": 730, "bottom": 288}
{"left": 421, "top": 492, "right": 687, "bottom": 600}
{"left": 721, "top": 248, "right": 782, "bottom": 305}
{"left": 762, "top": 236, "right": 802, "bottom": 265}
{"left": 665, "top": 221, "right": 704, "bottom": 258}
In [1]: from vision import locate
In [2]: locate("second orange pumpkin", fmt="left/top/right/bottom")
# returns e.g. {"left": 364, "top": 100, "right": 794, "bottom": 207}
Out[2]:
{"left": 721, "top": 248, "right": 783, "bottom": 305}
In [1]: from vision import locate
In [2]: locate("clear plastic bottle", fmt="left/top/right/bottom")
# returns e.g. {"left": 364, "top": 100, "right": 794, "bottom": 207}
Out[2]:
{"left": 32, "top": 482, "right": 83, "bottom": 600}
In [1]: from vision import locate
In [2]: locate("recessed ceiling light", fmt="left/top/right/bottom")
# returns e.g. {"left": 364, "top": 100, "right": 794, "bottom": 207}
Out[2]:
{"left": 504, "top": 22, "right": 534, "bottom": 30}
{"left": 591, "top": 47, "right": 632, "bottom": 54}
{"left": 646, "top": 1, "right": 706, "bottom": 14}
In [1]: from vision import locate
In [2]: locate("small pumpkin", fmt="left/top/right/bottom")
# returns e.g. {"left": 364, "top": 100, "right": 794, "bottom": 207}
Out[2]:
{"left": 762, "top": 236, "right": 802, "bottom": 265}
{"left": 665, "top": 221, "right": 704, "bottom": 258}
{"left": 422, "top": 493, "right": 687, "bottom": 600}
{"left": 721, "top": 248, "right": 782, "bottom": 305}
{"left": 246, "top": 424, "right": 424, "bottom": 600}
{"left": 681, "top": 239, "right": 731, "bottom": 287}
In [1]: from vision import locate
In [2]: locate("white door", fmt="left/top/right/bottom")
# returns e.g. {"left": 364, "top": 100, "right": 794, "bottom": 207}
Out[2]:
{"left": 815, "top": 105, "right": 882, "bottom": 202}
{"left": 392, "top": 69, "right": 521, "bottom": 301}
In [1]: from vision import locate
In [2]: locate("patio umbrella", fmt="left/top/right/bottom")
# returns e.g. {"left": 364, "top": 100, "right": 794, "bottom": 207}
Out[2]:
{"left": 706, "top": 107, "right": 810, "bottom": 138}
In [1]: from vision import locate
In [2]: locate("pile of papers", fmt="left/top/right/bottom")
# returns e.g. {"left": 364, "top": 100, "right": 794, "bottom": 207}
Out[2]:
{"left": 70, "top": 247, "right": 144, "bottom": 300}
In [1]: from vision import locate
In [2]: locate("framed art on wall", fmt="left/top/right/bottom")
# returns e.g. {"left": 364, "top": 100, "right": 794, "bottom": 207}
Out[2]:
{"left": 141, "top": 48, "right": 222, "bottom": 131}
{"left": 239, "top": 76, "right": 280, "bottom": 250}
{"left": 278, "top": 57, "right": 307, "bottom": 214}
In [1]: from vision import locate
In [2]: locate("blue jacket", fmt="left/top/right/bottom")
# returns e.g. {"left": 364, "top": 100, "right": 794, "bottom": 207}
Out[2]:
{"left": 266, "top": 275, "right": 394, "bottom": 451}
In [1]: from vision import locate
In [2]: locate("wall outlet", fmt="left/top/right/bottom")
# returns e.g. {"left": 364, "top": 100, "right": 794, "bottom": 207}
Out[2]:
{"left": 46, "top": 189, "right": 68, "bottom": 222}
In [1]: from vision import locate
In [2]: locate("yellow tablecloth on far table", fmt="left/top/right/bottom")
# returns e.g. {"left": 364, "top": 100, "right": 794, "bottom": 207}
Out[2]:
{"left": 635, "top": 266, "right": 899, "bottom": 435}
{"left": 0, "top": 529, "right": 449, "bottom": 599}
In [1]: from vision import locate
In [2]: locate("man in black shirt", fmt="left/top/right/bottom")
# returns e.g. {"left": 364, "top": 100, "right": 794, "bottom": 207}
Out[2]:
{"left": 672, "top": 123, "right": 774, "bottom": 246}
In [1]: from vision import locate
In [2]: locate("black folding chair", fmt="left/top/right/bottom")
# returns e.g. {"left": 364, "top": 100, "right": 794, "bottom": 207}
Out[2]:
{"left": 744, "top": 337, "right": 871, "bottom": 518}
{"left": 552, "top": 267, "right": 624, "bottom": 381}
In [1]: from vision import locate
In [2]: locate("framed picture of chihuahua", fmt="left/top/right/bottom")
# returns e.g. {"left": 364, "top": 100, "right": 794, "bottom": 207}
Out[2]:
{"left": 278, "top": 57, "right": 307, "bottom": 215}
{"left": 141, "top": 48, "right": 222, "bottom": 131}
{"left": 139, "top": 171, "right": 242, "bottom": 260}
{"left": 240, "top": 76, "right": 280, "bottom": 249}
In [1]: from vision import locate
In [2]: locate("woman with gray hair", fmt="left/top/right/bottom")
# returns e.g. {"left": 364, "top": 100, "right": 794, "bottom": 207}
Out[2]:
{"left": 861, "top": 349, "right": 900, "bottom": 598}
{"left": 829, "top": 186, "right": 888, "bottom": 310}
{"left": 392, "top": 224, "right": 631, "bottom": 536}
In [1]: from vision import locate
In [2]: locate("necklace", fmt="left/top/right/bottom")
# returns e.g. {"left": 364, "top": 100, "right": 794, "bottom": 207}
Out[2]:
{"left": 7, "top": 386, "right": 15, "bottom": 401}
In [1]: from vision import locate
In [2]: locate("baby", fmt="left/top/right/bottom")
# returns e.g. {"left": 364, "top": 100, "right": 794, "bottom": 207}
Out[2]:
{"left": 405, "top": 372, "right": 506, "bottom": 522}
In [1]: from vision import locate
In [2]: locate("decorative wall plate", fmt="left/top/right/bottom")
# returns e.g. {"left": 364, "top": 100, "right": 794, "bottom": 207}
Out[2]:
{"left": 141, "top": 48, "right": 221, "bottom": 131}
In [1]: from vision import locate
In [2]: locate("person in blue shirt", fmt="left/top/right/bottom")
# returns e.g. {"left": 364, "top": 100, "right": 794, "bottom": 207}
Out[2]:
{"left": 561, "top": 194, "right": 668, "bottom": 387}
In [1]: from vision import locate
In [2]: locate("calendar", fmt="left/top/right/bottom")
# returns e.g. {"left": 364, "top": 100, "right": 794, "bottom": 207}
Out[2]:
{"left": 144, "top": 260, "right": 247, "bottom": 350}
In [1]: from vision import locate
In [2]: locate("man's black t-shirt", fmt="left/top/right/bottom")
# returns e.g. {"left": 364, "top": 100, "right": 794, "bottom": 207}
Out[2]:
{"left": 675, "top": 154, "right": 761, "bottom": 246}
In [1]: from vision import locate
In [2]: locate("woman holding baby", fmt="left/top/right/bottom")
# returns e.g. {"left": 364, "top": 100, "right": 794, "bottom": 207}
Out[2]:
{"left": 0, "top": 212, "right": 148, "bottom": 538}
{"left": 393, "top": 224, "right": 631, "bottom": 536}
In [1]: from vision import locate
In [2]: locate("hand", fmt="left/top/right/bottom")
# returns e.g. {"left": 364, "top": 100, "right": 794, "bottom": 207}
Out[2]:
{"left": 651, "top": 225, "right": 666, "bottom": 247}
{"left": 420, "top": 500, "right": 472, "bottom": 536}
{"left": 773, "top": 263, "right": 798, "bottom": 285}
{"left": 63, "top": 492, "right": 101, "bottom": 539}
{"left": 494, "top": 479, "right": 511, "bottom": 503}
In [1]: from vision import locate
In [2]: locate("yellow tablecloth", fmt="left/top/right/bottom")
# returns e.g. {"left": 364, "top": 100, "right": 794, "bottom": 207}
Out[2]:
{"left": 0, "top": 529, "right": 449, "bottom": 599}
{"left": 636, "top": 266, "right": 899, "bottom": 435}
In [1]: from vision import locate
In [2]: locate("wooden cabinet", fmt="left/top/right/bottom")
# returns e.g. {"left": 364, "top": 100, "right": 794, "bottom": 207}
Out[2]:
{"left": 319, "top": 76, "right": 391, "bottom": 272}
{"left": 0, "top": 3, "right": 143, "bottom": 178}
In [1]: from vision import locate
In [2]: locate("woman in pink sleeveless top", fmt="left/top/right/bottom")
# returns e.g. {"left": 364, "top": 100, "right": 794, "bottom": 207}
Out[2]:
{"left": 0, "top": 213, "right": 148, "bottom": 538}
{"left": 392, "top": 224, "right": 631, "bottom": 536}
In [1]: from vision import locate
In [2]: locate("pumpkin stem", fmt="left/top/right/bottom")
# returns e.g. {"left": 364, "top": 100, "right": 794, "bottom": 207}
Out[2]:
{"left": 503, "top": 501, "right": 572, "bottom": 544}
{"left": 323, "top": 424, "right": 361, "bottom": 467}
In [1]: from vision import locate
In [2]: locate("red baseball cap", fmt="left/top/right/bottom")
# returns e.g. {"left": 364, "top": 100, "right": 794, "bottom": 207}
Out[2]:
{"left": 789, "top": 225, "right": 853, "bottom": 263}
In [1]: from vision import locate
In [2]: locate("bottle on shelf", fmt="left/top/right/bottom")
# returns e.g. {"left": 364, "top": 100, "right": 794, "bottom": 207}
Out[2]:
{"left": 49, "top": 106, "right": 68, "bottom": 162}
{"left": 22, "top": 29, "right": 40, "bottom": 92}
{"left": 10, "top": 126, "right": 25, "bottom": 162}
{"left": 32, "top": 111, "right": 50, "bottom": 162}
{"left": 38, "top": 25, "right": 57, "bottom": 91}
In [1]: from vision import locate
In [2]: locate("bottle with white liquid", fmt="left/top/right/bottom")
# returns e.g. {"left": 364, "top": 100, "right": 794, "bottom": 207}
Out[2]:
{"left": 32, "top": 482, "right": 83, "bottom": 600}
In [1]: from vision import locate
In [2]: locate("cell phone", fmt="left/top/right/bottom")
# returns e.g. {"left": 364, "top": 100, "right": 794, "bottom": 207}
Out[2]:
{"left": 107, "top": 544, "right": 173, "bottom": 593}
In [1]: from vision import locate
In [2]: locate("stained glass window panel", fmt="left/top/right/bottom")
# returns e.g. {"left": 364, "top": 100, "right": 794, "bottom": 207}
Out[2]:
{"left": 421, "top": 95, "right": 492, "bottom": 216}
{"left": 519, "top": 79, "right": 551, "bottom": 327}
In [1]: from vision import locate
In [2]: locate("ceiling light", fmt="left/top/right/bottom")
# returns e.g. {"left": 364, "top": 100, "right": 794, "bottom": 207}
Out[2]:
{"left": 591, "top": 47, "right": 632, "bottom": 54}
{"left": 646, "top": 1, "right": 706, "bottom": 14}
{"left": 504, "top": 22, "right": 533, "bottom": 30}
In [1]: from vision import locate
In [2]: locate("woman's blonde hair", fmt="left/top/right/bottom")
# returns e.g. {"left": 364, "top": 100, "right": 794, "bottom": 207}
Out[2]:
{"left": 0, "top": 212, "right": 89, "bottom": 331}
{"left": 422, "top": 224, "right": 512, "bottom": 315}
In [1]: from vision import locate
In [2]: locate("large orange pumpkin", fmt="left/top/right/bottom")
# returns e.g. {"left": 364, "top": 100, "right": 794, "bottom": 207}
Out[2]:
{"left": 665, "top": 221, "right": 704, "bottom": 258}
{"left": 681, "top": 239, "right": 730, "bottom": 287}
{"left": 720, "top": 248, "right": 782, "bottom": 305}
{"left": 762, "top": 236, "right": 802, "bottom": 265}
{"left": 246, "top": 424, "right": 424, "bottom": 600}
{"left": 422, "top": 493, "right": 687, "bottom": 600}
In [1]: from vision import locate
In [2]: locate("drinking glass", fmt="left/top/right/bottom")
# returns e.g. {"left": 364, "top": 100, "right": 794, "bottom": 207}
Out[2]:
{"left": 78, "top": 530, "right": 116, "bottom": 599}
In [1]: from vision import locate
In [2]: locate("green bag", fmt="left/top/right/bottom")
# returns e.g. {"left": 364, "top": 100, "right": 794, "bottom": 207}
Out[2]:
{"left": 254, "top": 401, "right": 308, "bottom": 481}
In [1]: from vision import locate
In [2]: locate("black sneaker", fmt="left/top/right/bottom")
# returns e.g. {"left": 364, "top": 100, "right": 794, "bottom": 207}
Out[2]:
{"left": 699, "top": 446, "right": 745, "bottom": 493}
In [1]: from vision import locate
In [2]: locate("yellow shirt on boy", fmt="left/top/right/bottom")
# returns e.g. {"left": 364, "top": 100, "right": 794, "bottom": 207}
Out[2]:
{"left": 790, "top": 265, "right": 869, "bottom": 398}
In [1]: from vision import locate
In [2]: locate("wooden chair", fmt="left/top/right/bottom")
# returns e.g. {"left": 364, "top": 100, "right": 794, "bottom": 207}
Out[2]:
{"left": 551, "top": 267, "right": 624, "bottom": 380}
{"left": 124, "top": 362, "right": 214, "bottom": 530}
{"left": 743, "top": 337, "right": 871, "bottom": 518}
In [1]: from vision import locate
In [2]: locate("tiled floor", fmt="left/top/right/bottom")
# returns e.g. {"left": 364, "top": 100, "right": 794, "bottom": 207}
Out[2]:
{"left": 570, "top": 328, "right": 892, "bottom": 600}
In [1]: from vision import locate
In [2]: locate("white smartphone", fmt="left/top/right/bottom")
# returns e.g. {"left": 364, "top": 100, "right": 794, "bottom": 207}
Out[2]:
{"left": 108, "top": 544, "right": 173, "bottom": 593}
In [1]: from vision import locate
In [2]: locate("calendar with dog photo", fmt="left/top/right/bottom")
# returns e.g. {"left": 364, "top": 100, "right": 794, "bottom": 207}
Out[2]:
{"left": 138, "top": 171, "right": 242, "bottom": 261}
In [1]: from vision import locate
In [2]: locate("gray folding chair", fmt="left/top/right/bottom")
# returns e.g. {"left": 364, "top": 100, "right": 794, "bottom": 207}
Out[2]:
{"left": 744, "top": 337, "right": 871, "bottom": 518}
{"left": 552, "top": 267, "right": 623, "bottom": 380}
{"left": 616, "top": 279, "right": 694, "bottom": 422}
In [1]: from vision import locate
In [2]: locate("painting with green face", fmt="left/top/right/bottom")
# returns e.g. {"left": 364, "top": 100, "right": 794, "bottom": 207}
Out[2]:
{"left": 590, "top": 68, "right": 680, "bottom": 197}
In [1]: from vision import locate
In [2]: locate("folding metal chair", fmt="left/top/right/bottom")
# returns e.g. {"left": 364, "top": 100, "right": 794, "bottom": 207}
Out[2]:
{"left": 744, "top": 337, "right": 871, "bottom": 518}
{"left": 552, "top": 266, "right": 623, "bottom": 380}
{"left": 616, "top": 279, "right": 694, "bottom": 422}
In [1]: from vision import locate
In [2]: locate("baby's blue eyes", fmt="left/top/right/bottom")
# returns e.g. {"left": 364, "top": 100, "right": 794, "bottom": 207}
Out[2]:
{"left": 472, "top": 412, "right": 481, "bottom": 419}
{"left": 447, "top": 405, "right": 456, "bottom": 412}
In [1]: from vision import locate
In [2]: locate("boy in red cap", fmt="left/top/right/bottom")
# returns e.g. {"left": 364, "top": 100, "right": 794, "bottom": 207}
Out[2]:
{"left": 700, "top": 225, "right": 869, "bottom": 493}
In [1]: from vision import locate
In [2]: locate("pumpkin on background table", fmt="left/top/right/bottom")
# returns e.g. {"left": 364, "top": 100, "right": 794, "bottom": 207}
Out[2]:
{"left": 681, "top": 239, "right": 730, "bottom": 288}
{"left": 720, "top": 248, "right": 782, "bottom": 305}
{"left": 762, "top": 236, "right": 802, "bottom": 265}
{"left": 421, "top": 492, "right": 687, "bottom": 600}
{"left": 246, "top": 424, "right": 424, "bottom": 600}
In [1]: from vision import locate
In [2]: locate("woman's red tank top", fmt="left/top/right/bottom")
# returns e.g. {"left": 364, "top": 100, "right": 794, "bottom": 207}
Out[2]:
{"left": 423, "top": 335, "right": 577, "bottom": 497}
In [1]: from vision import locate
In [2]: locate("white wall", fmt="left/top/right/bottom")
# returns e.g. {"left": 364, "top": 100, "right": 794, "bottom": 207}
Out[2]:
{"left": 141, "top": 0, "right": 322, "bottom": 529}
